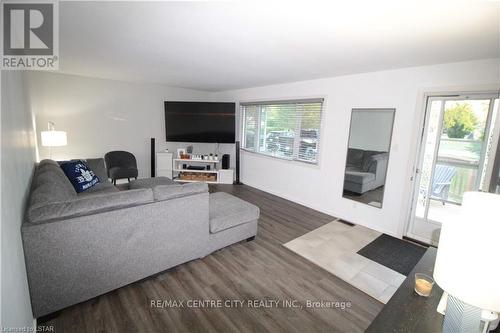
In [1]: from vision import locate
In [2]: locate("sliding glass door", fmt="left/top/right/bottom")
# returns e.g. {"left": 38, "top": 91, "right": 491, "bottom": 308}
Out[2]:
{"left": 407, "top": 93, "right": 499, "bottom": 245}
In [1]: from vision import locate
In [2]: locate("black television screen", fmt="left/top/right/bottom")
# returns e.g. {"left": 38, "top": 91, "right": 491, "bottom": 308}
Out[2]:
{"left": 165, "top": 101, "right": 236, "bottom": 143}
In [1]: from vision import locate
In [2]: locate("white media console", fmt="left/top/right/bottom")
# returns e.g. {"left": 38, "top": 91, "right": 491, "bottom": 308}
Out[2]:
{"left": 156, "top": 152, "right": 234, "bottom": 184}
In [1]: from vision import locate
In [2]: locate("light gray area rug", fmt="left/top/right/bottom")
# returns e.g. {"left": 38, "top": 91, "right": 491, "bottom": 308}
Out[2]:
{"left": 284, "top": 220, "right": 405, "bottom": 304}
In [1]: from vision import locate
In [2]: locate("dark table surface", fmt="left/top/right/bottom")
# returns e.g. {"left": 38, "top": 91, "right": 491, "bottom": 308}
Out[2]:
{"left": 365, "top": 247, "right": 500, "bottom": 333}
{"left": 365, "top": 247, "right": 445, "bottom": 333}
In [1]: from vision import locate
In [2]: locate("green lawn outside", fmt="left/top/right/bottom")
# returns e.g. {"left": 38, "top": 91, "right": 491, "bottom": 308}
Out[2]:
{"left": 438, "top": 138, "right": 482, "bottom": 162}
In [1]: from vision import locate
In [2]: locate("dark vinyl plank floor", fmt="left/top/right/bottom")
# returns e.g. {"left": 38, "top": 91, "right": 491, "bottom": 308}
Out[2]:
{"left": 40, "top": 184, "right": 383, "bottom": 333}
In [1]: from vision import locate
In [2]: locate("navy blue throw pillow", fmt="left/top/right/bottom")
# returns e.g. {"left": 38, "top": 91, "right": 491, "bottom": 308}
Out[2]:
{"left": 60, "top": 160, "right": 100, "bottom": 193}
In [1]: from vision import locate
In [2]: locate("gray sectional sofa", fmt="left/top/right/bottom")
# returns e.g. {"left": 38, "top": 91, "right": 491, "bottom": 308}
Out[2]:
{"left": 22, "top": 159, "right": 259, "bottom": 318}
{"left": 344, "top": 148, "right": 389, "bottom": 194}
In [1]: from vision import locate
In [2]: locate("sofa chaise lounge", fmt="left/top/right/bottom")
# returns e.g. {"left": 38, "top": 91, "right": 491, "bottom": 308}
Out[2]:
{"left": 344, "top": 148, "right": 389, "bottom": 194}
{"left": 22, "top": 159, "right": 259, "bottom": 318}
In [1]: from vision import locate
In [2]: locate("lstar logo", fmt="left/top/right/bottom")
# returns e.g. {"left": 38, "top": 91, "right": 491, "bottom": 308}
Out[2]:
{"left": 1, "top": 1, "right": 59, "bottom": 70}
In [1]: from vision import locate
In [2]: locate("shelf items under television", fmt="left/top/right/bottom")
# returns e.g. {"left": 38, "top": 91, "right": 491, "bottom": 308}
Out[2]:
{"left": 156, "top": 153, "right": 234, "bottom": 184}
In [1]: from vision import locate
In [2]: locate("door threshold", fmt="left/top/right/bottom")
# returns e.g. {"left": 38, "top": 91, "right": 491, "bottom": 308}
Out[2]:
{"left": 403, "top": 236, "right": 435, "bottom": 248}
{"left": 404, "top": 232, "right": 438, "bottom": 247}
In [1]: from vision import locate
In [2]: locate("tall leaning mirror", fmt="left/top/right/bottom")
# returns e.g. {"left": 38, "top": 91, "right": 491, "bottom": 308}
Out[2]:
{"left": 343, "top": 108, "right": 395, "bottom": 208}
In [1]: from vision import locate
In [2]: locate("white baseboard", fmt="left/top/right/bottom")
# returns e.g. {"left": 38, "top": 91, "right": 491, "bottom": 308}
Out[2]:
{"left": 242, "top": 179, "right": 336, "bottom": 217}
{"left": 242, "top": 179, "right": 400, "bottom": 238}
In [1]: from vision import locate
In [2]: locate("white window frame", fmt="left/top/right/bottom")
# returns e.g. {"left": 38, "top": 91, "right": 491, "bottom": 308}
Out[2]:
{"left": 240, "top": 98, "right": 324, "bottom": 165}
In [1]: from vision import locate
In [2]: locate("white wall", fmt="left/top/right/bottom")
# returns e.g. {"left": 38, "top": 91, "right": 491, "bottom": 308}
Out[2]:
{"left": 212, "top": 58, "right": 500, "bottom": 236}
{"left": 1, "top": 71, "right": 36, "bottom": 329}
{"left": 349, "top": 109, "right": 394, "bottom": 151}
{"left": 27, "top": 72, "right": 236, "bottom": 178}
{"left": 24, "top": 59, "right": 500, "bottom": 237}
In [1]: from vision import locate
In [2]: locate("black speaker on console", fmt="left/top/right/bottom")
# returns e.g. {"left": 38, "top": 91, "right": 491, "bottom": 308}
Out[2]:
{"left": 222, "top": 154, "right": 230, "bottom": 169}
{"left": 150, "top": 138, "right": 155, "bottom": 177}
{"left": 234, "top": 140, "right": 242, "bottom": 185}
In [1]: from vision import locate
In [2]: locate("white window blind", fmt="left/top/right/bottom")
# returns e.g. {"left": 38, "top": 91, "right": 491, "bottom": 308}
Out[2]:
{"left": 241, "top": 99, "right": 323, "bottom": 164}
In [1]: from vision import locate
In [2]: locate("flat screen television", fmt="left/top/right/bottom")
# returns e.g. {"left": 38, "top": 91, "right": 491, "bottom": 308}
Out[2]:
{"left": 165, "top": 101, "right": 236, "bottom": 143}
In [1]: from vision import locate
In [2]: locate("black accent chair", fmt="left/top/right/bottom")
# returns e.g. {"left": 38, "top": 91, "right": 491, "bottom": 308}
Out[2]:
{"left": 104, "top": 151, "right": 138, "bottom": 185}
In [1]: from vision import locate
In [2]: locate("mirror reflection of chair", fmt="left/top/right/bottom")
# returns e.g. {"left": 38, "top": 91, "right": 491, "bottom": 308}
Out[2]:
{"left": 104, "top": 151, "right": 139, "bottom": 185}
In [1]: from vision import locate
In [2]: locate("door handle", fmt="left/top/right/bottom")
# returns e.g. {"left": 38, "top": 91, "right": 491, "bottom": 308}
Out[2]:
{"left": 411, "top": 168, "right": 420, "bottom": 181}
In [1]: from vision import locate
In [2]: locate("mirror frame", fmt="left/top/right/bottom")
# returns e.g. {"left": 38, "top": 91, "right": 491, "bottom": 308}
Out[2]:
{"left": 342, "top": 108, "right": 396, "bottom": 208}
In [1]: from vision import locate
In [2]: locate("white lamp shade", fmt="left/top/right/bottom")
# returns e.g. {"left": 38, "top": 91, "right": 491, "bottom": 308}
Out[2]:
{"left": 433, "top": 192, "right": 500, "bottom": 312}
{"left": 41, "top": 130, "right": 67, "bottom": 147}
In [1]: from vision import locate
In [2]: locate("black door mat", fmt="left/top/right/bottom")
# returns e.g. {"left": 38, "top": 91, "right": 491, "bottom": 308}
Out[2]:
{"left": 357, "top": 234, "right": 427, "bottom": 276}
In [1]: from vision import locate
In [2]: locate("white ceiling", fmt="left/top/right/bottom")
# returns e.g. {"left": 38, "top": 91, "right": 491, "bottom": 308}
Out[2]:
{"left": 58, "top": 1, "right": 500, "bottom": 91}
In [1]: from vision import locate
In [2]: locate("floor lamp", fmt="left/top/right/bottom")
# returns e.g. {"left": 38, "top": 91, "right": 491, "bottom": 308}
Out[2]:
{"left": 41, "top": 121, "right": 67, "bottom": 159}
{"left": 433, "top": 192, "right": 500, "bottom": 333}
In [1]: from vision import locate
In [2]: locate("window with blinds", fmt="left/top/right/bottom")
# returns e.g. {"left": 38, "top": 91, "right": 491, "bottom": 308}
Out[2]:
{"left": 241, "top": 99, "right": 323, "bottom": 164}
